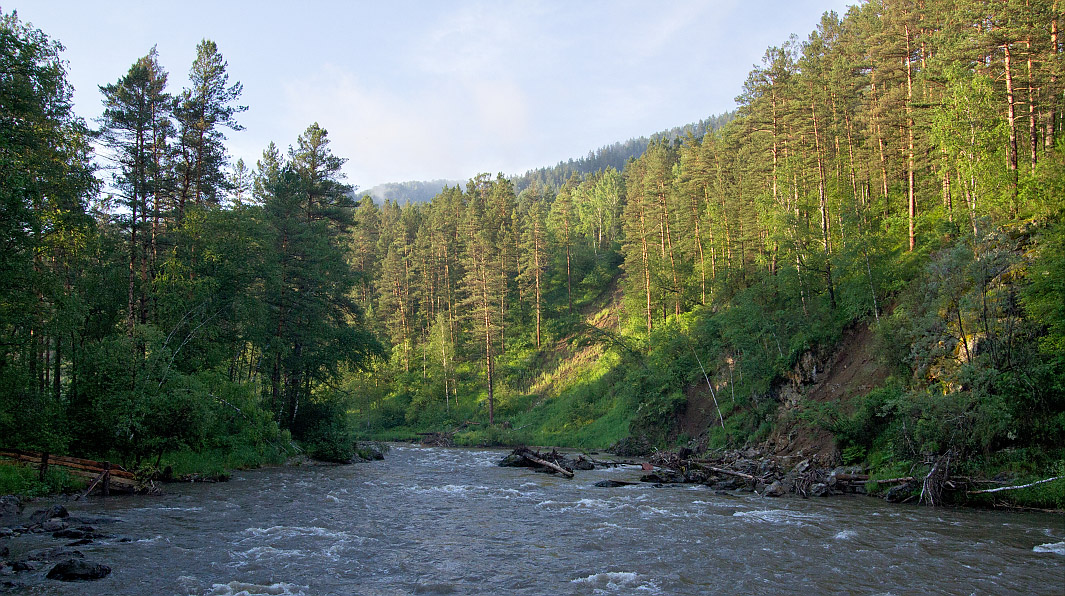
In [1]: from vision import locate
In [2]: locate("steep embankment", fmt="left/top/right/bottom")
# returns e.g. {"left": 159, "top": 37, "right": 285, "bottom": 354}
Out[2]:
{"left": 677, "top": 320, "right": 890, "bottom": 462}
{"left": 764, "top": 321, "right": 890, "bottom": 460}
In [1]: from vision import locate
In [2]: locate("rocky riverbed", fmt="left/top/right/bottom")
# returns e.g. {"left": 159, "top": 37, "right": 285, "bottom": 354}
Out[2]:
{"left": 0, "top": 496, "right": 121, "bottom": 589}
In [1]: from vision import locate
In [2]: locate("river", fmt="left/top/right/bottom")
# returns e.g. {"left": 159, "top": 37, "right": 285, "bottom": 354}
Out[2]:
{"left": 4, "top": 446, "right": 1064, "bottom": 595}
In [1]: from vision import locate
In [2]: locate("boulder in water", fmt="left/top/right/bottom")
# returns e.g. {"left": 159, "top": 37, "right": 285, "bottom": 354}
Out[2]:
{"left": 46, "top": 559, "right": 111, "bottom": 581}
{"left": 498, "top": 454, "right": 525, "bottom": 467}
{"left": 41, "top": 520, "right": 68, "bottom": 532}
{"left": 763, "top": 481, "right": 786, "bottom": 497}
{"left": 29, "top": 505, "right": 68, "bottom": 525}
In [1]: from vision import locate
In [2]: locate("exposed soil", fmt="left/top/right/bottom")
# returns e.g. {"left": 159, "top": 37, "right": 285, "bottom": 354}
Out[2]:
{"left": 765, "top": 321, "right": 890, "bottom": 461}
{"left": 678, "top": 320, "right": 890, "bottom": 462}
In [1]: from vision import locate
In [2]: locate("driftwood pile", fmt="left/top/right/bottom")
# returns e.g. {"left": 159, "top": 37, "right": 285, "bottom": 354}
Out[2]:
{"left": 496, "top": 444, "right": 1063, "bottom": 506}
{"left": 639, "top": 448, "right": 862, "bottom": 497}
{"left": 419, "top": 432, "right": 455, "bottom": 448}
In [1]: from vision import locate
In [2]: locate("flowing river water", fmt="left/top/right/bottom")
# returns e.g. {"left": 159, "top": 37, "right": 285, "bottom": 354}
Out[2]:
{"left": 5, "top": 446, "right": 1064, "bottom": 595}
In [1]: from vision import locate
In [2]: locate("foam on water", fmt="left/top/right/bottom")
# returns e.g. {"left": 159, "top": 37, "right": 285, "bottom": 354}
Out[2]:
{"left": 571, "top": 571, "right": 660, "bottom": 593}
{"left": 834, "top": 530, "right": 858, "bottom": 540}
{"left": 733, "top": 508, "right": 821, "bottom": 525}
{"left": 232, "top": 545, "right": 304, "bottom": 561}
{"left": 203, "top": 581, "right": 306, "bottom": 596}
{"left": 241, "top": 525, "right": 347, "bottom": 540}
{"left": 1032, "top": 541, "right": 1065, "bottom": 555}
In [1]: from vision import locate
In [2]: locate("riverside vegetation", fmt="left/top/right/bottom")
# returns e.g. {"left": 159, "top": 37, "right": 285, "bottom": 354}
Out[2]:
{"left": 2, "top": 2, "right": 1064, "bottom": 509}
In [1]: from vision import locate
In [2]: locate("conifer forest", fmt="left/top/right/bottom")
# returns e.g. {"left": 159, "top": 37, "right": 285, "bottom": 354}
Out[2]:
{"left": 2, "top": 1, "right": 1064, "bottom": 506}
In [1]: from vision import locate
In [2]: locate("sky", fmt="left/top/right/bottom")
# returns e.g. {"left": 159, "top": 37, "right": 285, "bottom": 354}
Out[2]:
{"left": 15, "top": 0, "right": 854, "bottom": 191}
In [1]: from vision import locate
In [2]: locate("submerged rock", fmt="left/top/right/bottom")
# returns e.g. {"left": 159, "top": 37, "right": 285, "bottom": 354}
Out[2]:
{"left": 593, "top": 480, "right": 635, "bottom": 488}
{"left": 52, "top": 527, "right": 107, "bottom": 540}
{"left": 46, "top": 559, "right": 111, "bottom": 581}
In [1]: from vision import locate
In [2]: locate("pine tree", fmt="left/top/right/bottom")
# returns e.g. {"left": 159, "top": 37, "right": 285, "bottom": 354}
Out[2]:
{"left": 174, "top": 39, "right": 246, "bottom": 220}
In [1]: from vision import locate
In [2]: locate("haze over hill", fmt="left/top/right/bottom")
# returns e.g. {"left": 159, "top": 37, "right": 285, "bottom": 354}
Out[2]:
{"left": 364, "top": 111, "right": 734, "bottom": 204}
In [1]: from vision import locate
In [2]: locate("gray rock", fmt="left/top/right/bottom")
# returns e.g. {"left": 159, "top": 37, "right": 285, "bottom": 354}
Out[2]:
{"left": 41, "top": 520, "right": 67, "bottom": 532}
{"left": 763, "top": 481, "right": 786, "bottom": 497}
{"left": 810, "top": 482, "right": 831, "bottom": 497}
{"left": 29, "top": 505, "right": 68, "bottom": 525}
{"left": 710, "top": 478, "right": 741, "bottom": 491}
{"left": 497, "top": 454, "right": 525, "bottom": 467}
{"left": 46, "top": 559, "right": 111, "bottom": 582}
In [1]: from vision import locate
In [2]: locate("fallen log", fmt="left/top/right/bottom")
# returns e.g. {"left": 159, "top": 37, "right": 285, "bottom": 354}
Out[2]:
{"left": 515, "top": 448, "right": 574, "bottom": 478}
{"left": 967, "top": 476, "right": 1064, "bottom": 495}
{"left": 854, "top": 476, "right": 915, "bottom": 485}
{"left": 689, "top": 462, "right": 757, "bottom": 482}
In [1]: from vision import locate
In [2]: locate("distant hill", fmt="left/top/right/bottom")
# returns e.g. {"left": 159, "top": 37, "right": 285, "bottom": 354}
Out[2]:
{"left": 364, "top": 179, "right": 461, "bottom": 205}
{"left": 363, "top": 112, "right": 735, "bottom": 204}
{"left": 510, "top": 111, "right": 735, "bottom": 193}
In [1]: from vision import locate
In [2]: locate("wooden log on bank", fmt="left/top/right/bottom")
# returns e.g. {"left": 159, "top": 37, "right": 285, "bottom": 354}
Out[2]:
{"left": 0, "top": 448, "right": 137, "bottom": 493}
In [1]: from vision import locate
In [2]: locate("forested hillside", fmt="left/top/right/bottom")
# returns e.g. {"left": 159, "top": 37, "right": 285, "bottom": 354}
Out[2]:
{"left": 347, "top": 0, "right": 1065, "bottom": 503}
{"left": 2, "top": 1, "right": 1063, "bottom": 504}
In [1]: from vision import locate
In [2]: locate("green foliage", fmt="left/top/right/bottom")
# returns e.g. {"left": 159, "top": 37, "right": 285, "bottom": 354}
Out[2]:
{"left": 0, "top": 464, "right": 84, "bottom": 498}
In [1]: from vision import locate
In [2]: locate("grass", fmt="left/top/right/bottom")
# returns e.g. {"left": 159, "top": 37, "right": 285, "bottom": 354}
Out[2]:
{"left": 0, "top": 463, "right": 85, "bottom": 497}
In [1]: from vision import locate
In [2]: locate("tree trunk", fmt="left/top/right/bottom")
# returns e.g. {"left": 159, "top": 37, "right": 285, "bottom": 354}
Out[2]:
{"left": 811, "top": 103, "right": 836, "bottom": 308}
{"left": 1047, "top": 4, "right": 1058, "bottom": 150}
{"left": 905, "top": 26, "right": 917, "bottom": 252}
{"left": 1004, "top": 41, "right": 1020, "bottom": 208}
